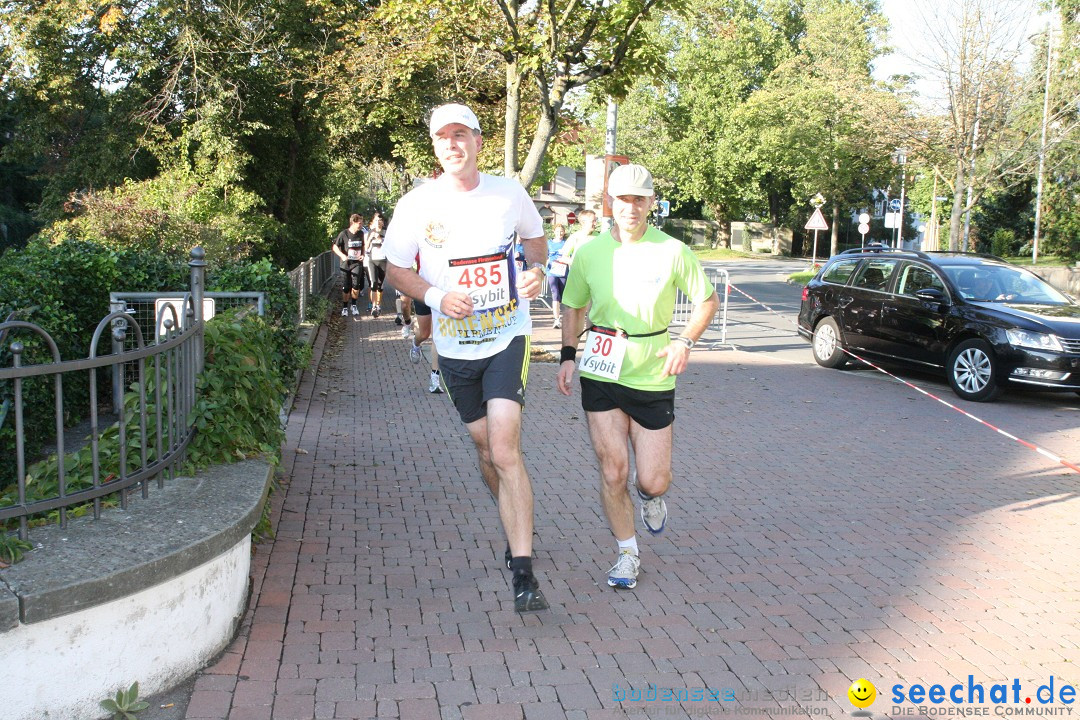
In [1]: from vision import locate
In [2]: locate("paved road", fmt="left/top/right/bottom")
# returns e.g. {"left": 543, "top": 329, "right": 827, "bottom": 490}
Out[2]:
{"left": 160, "top": 259, "right": 1079, "bottom": 720}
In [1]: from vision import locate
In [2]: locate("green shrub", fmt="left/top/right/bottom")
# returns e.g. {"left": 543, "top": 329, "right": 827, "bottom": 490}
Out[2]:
{"left": 185, "top": 309, "right": 287, "bottom": 469}
{"left": 990, "top": 228, "right": 1018, "bottom": 258}
{"left": 207, "top": 258, "right": 302, "bottom": 387}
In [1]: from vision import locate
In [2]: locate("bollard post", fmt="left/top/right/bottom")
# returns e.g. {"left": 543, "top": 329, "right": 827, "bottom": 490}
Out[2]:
{"left": 189, "top": 247, "right": 207, "bottom": 375}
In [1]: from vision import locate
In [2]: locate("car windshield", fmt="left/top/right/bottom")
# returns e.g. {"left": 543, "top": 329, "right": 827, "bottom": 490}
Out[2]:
{"left": 942, "top": 265, "right": 1071, "bottom": 305}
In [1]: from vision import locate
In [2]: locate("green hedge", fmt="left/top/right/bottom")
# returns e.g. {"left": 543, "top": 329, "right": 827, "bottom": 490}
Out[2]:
{"left": 0, "top": 239, "right": 303, "bottom": 491}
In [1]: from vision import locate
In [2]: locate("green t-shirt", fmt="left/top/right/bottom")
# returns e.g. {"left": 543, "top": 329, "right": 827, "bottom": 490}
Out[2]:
{"left": 562, "top": 226, "right": 714, "bottom": 391}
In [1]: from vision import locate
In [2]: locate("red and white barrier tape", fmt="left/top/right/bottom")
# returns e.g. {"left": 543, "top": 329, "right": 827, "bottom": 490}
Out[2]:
{"left": 726, "top": 280, "right": 1080, "bottom": 477}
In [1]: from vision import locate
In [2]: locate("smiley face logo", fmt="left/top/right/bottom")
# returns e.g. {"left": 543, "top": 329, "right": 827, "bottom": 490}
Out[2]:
{"left": 847, "top": 678, "right": 877, "bottom": 709}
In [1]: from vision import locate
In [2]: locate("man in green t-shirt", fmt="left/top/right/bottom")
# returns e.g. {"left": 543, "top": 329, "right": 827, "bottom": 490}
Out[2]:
{"left": 555, "top": 163, "right": 719, "bottom": 591}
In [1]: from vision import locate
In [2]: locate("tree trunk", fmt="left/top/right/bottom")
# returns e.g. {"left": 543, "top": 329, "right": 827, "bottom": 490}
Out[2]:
{"left": 830, "top": 205, "right": 840, "bottom": 256}
{"left": 504, "top": 61, "right": 522, "bottom": 177}
{"left": 516, "top": 99, "right": 559, "bottom": 190}
{"left": 949, "top": 157, "right": 965, "bottom": 251}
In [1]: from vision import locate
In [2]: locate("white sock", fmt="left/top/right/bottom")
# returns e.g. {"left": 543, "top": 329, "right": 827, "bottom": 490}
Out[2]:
{"left": 617, "top": 536, "right": 639, "bottom": 557}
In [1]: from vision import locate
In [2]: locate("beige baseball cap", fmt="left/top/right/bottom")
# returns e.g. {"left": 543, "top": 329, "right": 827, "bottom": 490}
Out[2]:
{"left": 429, "top": 103, "right": 481, "bottom": 137}
{"left": 606, "top": 163, "right": 654, "bottom": 197}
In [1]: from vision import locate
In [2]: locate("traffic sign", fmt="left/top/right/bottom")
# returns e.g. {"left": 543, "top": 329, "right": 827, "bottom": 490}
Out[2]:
{"left": 567, "top": 211, "right": 577, "bottom": 225}
{"left": 658, "top": 200, "right": 670, "bottom": 217}
{"left": 889, "top": 198, "right": 902, "bottom": 212}
{"left": 858, "top": 212, "right": 870, "bottom": 224}
{"left": 884, "top": 212, "right": 900, "bottom": 229}
{"left": 858, "top": 222, "right": 870, "bottom": 234}
{"left": 804, "top": 207, "right": 829, "bottom": 231}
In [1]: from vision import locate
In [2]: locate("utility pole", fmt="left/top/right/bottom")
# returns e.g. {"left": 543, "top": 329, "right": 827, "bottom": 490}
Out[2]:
{"left": 1033, "top": 0, "right": 1055, "bottom": 265}
{"left": 962, "top": 91, "right": 982, "bottom": 252}
{"left": 603, "top": 99, "right": 617, "bottom": 231}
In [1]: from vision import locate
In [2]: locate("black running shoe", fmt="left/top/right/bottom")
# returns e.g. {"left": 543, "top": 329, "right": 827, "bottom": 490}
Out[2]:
{"left": 504, "top": 544, "right": 512, "bottom": 570}
{"left": 512, "top": 572, "right": 548, "bottom": 613}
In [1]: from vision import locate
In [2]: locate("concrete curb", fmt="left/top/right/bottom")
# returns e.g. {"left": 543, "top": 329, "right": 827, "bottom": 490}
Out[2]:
{"left": 0, "top": 459, "right": 273, "bottom": 625}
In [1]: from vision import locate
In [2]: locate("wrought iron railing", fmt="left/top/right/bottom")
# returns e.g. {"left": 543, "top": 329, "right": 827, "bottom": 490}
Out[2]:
{"left": 0, "top": 249, "right": 208, "bottom": 539}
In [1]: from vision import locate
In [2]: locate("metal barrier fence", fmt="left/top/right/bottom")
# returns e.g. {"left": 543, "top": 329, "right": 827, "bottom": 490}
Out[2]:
{"left": 673, "top": 267, "right": 730, "bottom": 342}
{"left": 537, "top": 265, "right": 730, "bottom": 342}
{"left": 108, "top": 291, "right": 264, "bottom": 413}
{"left": 287, "top": 250, "right": 337, "bottom": 320}
{"left": 0, "top": 250, "right": 208, "bottom": 539}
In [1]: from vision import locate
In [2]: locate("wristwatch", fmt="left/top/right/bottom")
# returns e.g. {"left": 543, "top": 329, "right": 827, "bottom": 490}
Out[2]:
{"left": 527, "top": 262, "right": 546, "bottom": 276}
{"left": 676, "top": 336, "right": 695, "bottom": 349}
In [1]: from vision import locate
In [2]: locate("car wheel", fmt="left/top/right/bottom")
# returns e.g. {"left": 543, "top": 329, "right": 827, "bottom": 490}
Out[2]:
{"left": 812, "top": 317, "right": 848, "bottom": 369}
{"left": 947, "top": 339, "right": 1002, "bottom": 402}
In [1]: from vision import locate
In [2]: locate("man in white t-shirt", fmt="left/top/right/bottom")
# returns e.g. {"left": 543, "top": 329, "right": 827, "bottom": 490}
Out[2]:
{"left": 383, "top": 103, "right": 550, "bottom": 613}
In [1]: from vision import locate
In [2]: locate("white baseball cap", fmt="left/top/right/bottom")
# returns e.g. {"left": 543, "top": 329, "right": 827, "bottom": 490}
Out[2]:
{"left": 429, "top": 103, "right": 481, "bottom": 137}
{"left": 606, "top": 163, "right": 654, "bottom": 197}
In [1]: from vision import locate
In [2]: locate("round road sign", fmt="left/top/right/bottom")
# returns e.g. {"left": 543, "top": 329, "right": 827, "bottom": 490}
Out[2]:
{"left": 567, "top": 211, "right": 577, "bottom": 225}
{"left": 858, "top": 222, "right": 870, "bottom": 234}
{"left": 858, "top": 212, "right": 870, "bottom": 224}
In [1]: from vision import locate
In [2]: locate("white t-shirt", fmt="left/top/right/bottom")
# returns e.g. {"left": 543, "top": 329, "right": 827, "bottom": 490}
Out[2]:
{"left": 383, "top": 173, "right": 544, "bottom": 360}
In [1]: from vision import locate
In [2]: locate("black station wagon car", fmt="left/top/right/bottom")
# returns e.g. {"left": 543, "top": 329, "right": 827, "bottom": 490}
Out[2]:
{"left": 797, "top": 250, "right": 1080, "bottom": 402}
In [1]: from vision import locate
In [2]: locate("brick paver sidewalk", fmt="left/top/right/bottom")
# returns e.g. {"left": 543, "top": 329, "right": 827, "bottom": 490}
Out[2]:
{"left": 184, "top": 307, "right": 1080, "bottom": 720}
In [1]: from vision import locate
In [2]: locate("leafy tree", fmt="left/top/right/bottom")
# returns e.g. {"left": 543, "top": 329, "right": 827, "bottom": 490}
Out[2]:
{"left": 359, "top": 0, "right": 676, "bottom": 188}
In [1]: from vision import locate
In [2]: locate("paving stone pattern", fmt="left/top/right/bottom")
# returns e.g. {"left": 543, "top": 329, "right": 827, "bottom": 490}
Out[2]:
{"left": 184, "top": 309, "right": 1080, "bottom": 720}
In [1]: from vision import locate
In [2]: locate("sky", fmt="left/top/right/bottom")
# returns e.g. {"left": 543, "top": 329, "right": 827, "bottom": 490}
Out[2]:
{"left": 872, "top": 0, "right": 1052, "bottom": 105}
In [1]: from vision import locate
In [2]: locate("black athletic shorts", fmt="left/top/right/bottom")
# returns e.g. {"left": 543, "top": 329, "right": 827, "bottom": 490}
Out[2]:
{"left": 438, "top": 335, "right": 530, "bottom": 424}
{"left": 580, "top": 376, "right": 675, "bottom": 430}
{"left": 413, "top": 298, "right": 432, "bottom": 317}
{"left": 341, "top": 263, "right": 365, "bottom": 293}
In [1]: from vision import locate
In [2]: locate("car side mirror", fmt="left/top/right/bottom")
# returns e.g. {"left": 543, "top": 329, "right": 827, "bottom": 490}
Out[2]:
{"left": 915, "top": 288, "right": 948, "bottom": 307}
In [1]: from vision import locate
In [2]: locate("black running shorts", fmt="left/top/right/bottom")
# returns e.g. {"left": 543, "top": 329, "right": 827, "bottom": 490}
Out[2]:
{"left": 438, "top": 335, "right": 530, "bottom": 424}
{"left": 580, "top": 376, "right": 675, "bottom": 430}
{"left": 413, "top": 298, "right": 432, "bottom": 317}
{"left": 341, "top": 263, "right": 365, "bottom": 293}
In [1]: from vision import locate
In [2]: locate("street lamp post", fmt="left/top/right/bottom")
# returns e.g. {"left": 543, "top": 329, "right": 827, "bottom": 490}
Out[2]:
{"left": 893, "top": 149, "right": 907, "bottom": 248}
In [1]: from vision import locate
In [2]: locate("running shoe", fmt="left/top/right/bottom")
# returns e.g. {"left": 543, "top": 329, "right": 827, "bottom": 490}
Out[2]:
{"left": 409, "top": 344, "right": 422, "bottom": 364}
{"left": 552, "top": 319, "right": 561, "bottom": 329}
{"left": 394, "top": 314, "right": 403, "bottom": 326}
{"left": 350, "top": 305, "right": 359, "bottom": 316}
{"left": 428, "top": 371, "right": 442, "bottom": 394}
{"left": 401, "top": 325, "right": 411, "bottom": 339}
{"left": 638, "top": 487, "right": 668, "bottom": 535}
{"left": 372, "top": 306, "right": 381, "bottom": 318}
{"left": 512, "top": 572, "right": 549, "bottom": 612}
{"left": 340, "top": 307, "right": 348, "bottom": 317}
{"left": 504, "top": 543, "right": 512, "bottom": 570}
{"left": 607, "top": 550, "right": 641, "bottom": 589}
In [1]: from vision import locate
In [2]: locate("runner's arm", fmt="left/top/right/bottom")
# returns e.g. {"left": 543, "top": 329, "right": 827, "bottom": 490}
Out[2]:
{"left": 386, "top": 263, "right": 473, "bottom": 319}
{"left": 656, "top": 290, "right": 719, "bottom": 377}
{"left": 331, "top": 238, "right": 347, "bottom": 263}
{"left": 556, "top": 305, "right": 588, "bottom": 396}
{"left": 517, "top": 234, "right": 548, "bottom": 300}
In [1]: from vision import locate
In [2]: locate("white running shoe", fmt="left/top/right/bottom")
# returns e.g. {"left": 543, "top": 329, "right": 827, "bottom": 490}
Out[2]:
{"left": 340, "top": 307, "right": 348, "bottom": 317}
{"left": 607, "top": 550, "right": 640, "bottom": 589}
{"left": 401, "top": 325, "right": 411, "bottom": 339}
{"left": 428, "top": 371, "right": 442, "bottom": 394}
{"left": 638, "top": 488, "right": 668, "bottom": 535}
{"left": 349, "top": 305, "right": 359, "bottom": 316}
{"left": 409, "top": 344, "right": 422, "bottom": 364}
